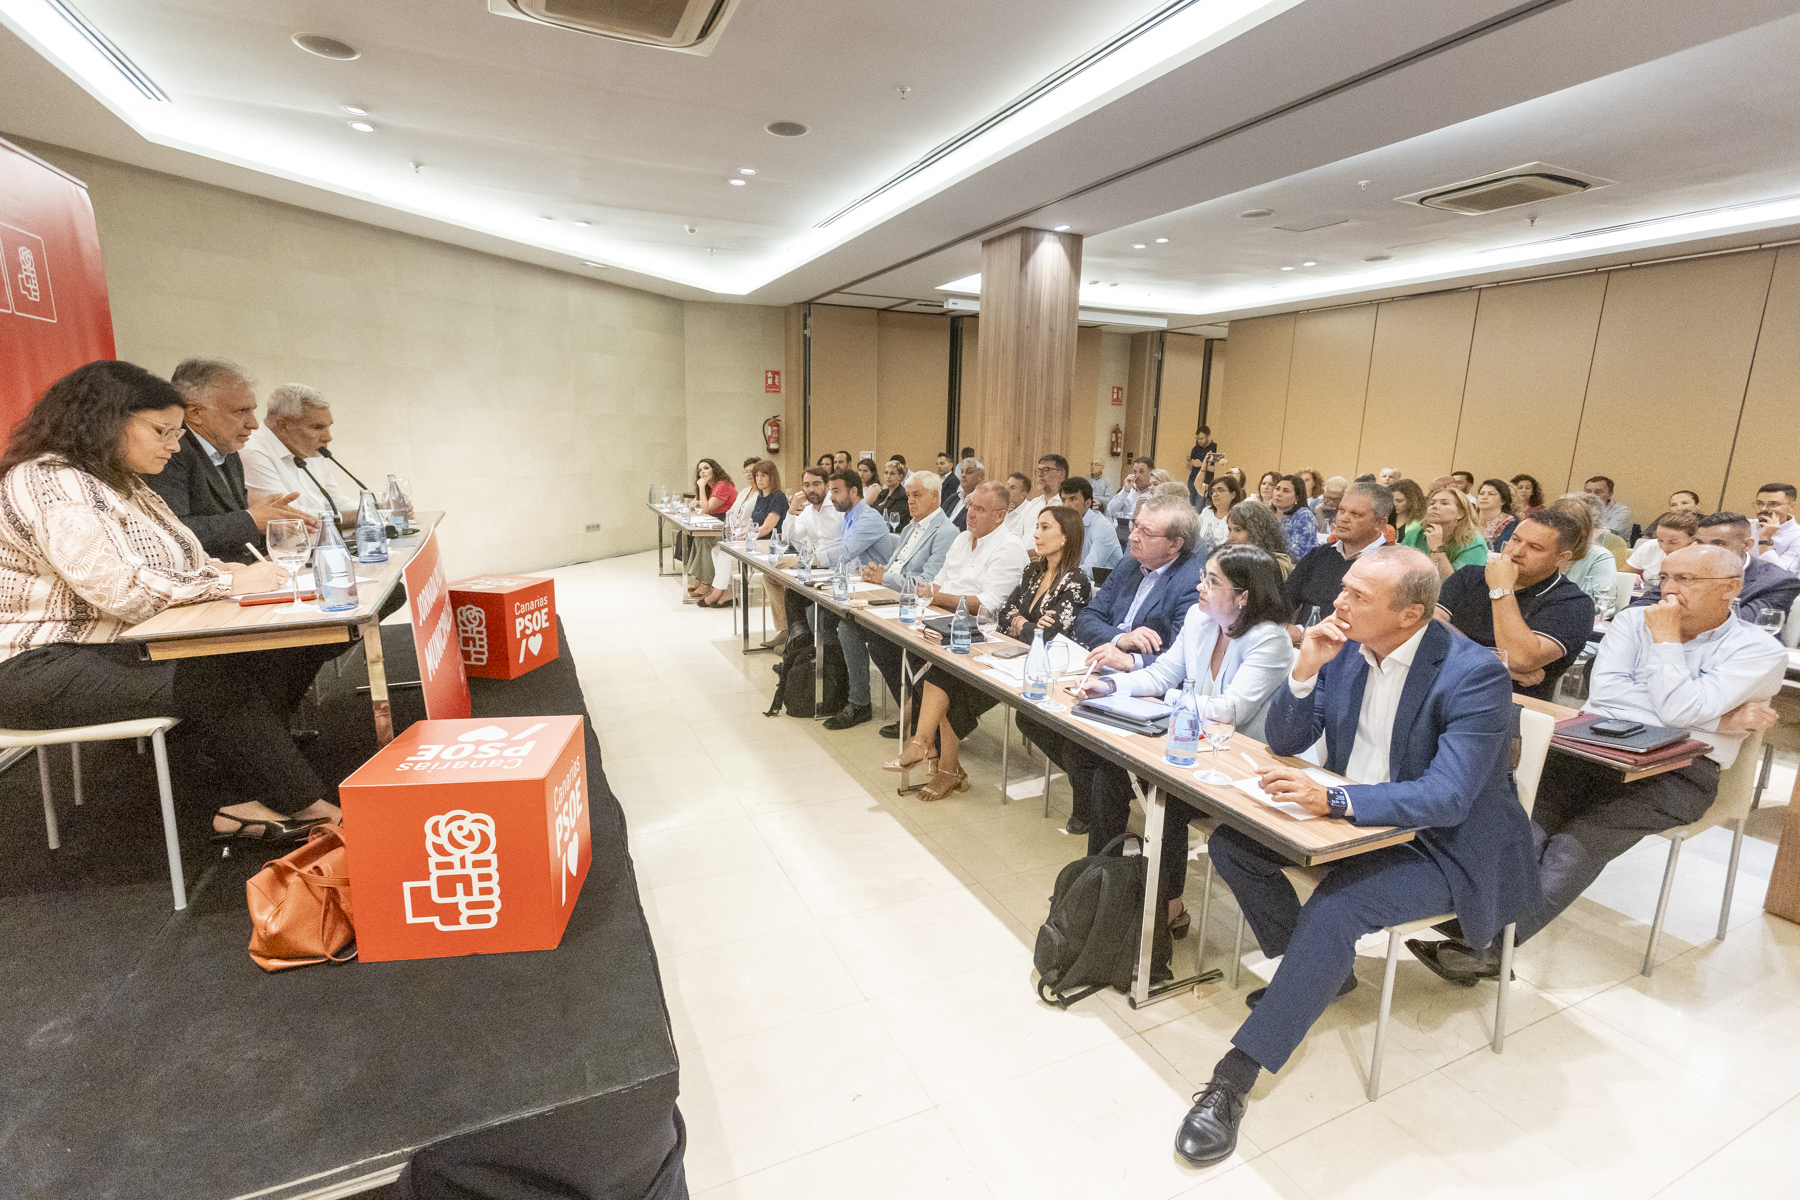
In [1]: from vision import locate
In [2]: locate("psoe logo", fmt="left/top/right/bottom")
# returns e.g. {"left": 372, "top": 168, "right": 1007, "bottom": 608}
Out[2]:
{"left": 403, "top": 809, "right": 501, "bottom": 931}
{"left": 0, "top": 222, "right": 56, "bottom": 323}
{"left": 456, "top": 603, "right": 488, "bottom": 666}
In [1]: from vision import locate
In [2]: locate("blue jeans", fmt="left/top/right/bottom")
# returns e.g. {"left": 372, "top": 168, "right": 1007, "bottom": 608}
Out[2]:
{"left": 836, "top": 618, "right": 872, "bottom": 707}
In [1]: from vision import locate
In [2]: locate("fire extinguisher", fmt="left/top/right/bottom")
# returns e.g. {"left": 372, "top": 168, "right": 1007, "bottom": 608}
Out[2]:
{"left": 1109, "top": 425, "right": 1123, "bottom": 457}
{"left": 763, "top": 416, "right": 781, "bottom": 454}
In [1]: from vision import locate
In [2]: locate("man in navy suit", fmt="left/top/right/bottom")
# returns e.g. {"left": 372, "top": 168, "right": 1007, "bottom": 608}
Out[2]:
{"left": 1017, "top": 494, "right": 1203, "bottom": 832}
{"left": 1173, "top": 545, "right": 1534, "bottom": 1167}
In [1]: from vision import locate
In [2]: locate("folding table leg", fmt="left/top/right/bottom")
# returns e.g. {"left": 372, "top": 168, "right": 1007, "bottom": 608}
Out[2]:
{"left": 1124, "top": 778, "right": 1220, "bottom": 1007}
{"left": 361, "top": 617, "right": 394, "bottom": 746}
{"left": 152, "top": 729, "right": 187, "bottom": 912}
{"left": 71, "top": 743, "right": 83, "bottom": 806}
{"left": 1492, "top": 922, "right": 1515, "bottom": 1053}
{"left": 38, "top": 746, "right": 58, "bottom": 850}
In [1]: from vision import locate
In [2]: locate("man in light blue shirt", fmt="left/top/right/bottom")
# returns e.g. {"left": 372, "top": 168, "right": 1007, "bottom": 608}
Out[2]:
{"left": 1058, "top": 477, "right": 1122, "bottom": 578}
{"left": 822, "top": 471, "right": 889, "bottom": 569}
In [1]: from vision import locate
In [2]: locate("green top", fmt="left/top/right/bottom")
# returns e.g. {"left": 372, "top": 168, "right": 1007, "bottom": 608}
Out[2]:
{"left": 1401, "top": 522, "right": 1487, "bottom": 568}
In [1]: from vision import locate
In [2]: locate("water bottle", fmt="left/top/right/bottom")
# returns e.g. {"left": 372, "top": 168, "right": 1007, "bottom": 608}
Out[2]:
{"left": 832, "top": 558, "right": 850, "bottom": 602}
{"left": 385, "top": 474, "right": 414, "bottom": 529}
{"left": 1021, "top": 627, "right": 1049, "bottom": 696}
{"left": 355, "top": 490, "right": 388, "bottom": 563}
{"left": 1166, "top": 678, "right": 1202, "bottom": 766}
{"left": 950, "top": 596, "right": 975, "bottom": 656}
{"left": 898, "top": 577, "right": 918, "bottom": 624}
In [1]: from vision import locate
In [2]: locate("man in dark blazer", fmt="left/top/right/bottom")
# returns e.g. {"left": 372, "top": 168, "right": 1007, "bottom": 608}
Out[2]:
{"left": 1173, "top": 545, "right": 1534, "bottom": 1167}
{"left": 1630, "top": 511, "right": 1800, "bottom": 625}
{"left": 148, "top": 358, "right": 313, "bottom": 563}
{"left": 1017, "top": 494, "right": 1203, "bottom": 831}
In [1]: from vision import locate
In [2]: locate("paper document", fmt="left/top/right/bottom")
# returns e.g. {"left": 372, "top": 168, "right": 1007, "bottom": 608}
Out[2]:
{"left": 1080, "top": 693, "right": 1170, "bottom": 721}
{"left": 1228, "top": 768, "right": 1344, "bottom": 821}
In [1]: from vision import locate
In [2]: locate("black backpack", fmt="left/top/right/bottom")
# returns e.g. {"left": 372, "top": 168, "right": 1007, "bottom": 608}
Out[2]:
{"left": 765, "top": 621, "right": 847, "bottom": 719}
{"left": 1033, "top": 833, "right": 1169, "bottom": 1008}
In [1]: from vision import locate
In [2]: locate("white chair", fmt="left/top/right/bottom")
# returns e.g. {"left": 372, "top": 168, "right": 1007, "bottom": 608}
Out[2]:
{"left": 1609, "top": 572, "right": 1634, "bottom": 619}
{"left": 2, "top": 718, "right": 187, "bottom": 911}
{"left": 1641, "top": 728, "right": 1761, "bottom": 977}
{"left": 1223, "top": 705, "right": 1555, "bottom": 1100}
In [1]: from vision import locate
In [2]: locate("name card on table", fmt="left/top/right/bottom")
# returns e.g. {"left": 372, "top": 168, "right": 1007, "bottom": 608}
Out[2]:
{"left": 404, "top": 530, "right": 472, "bottom": 720}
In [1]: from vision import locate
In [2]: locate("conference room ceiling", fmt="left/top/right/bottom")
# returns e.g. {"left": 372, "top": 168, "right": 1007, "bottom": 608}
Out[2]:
{"left": 2, "top": 0, "right": 1798, "bottom": 323}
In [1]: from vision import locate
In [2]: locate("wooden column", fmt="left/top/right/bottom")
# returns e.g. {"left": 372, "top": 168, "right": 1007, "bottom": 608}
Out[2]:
{"left": 974, "top": 227, "right": 1082, "bottom": 482}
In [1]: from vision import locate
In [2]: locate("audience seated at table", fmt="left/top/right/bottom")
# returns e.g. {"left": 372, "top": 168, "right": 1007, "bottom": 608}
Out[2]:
{"left": 871, "top": 459, "right": 910, "bottom": 533}
{"left": 1225, "top": 500, "right": 1293, "bottom": 579}
{"left": 678, "top": 458, "right": 737, "bottom": 588}
{"left": 1475, "top": 478, "right": 1518, "bottom": 551}
{"left": 239, "top": 382, "right": 356, "bottom": 525}
{"left": 886, "top": 507, "right": 1090, "bottom": 801}
{"left": 1254, "top": 471, "right": 1279, "bottom": 507}
{"left": 1625, "top": 508, "right": 1698, "bottom": 587}
{"left": 1057, "top": 476, "right": 1122, "bottom": 577}
{"left": 1508, "top": 473, "right": 1546, "bottom": 515}
{"left": 948, "top": 459, "right": 984, "bottom": 531}
{"left": 1433, "top": 507, "right": 1595, "bottom": 700}
{"left": 1106, "top": 456, "right": 1156, "bottom": 545}
{"left": 1282, "top": 481, "right": 1393, "bottom": 641}
{"left": 825, "top": 471, "right": 958, "bottom": 731}
{"left": 1065, "top": 544, "right": 1295, "bottom": 954}
{"left": 1755, "top": 482, "right": 1800, "bottom": 576}
{"left": 1199, "top": 476, "right": 1240, "bottom": 548}
{"left": 1014, "top": 494, "right": 1202, "bottom": 833}
{"left": 1631, "top": 511, "right": 1800, "bottom": 625}
{"left": 856, "top": 456, "right": 880, "bottom": 494}
{"left": 779, "top": 470, "right": 887, "bottom": 668}
{"left": 697, "top": 459, "right": 787, "bottom": 608}
{"left": 0, "top": 361, "right": 344, "bottom": 846}
{"left": 759, "top": 466, "right": 840, "bottom": 649}
{"left": 1410, "top": 485, "right": 1488, "bottom": 577}
{"left": 1412, "top": 542, "right": 1785, "bottom": 985}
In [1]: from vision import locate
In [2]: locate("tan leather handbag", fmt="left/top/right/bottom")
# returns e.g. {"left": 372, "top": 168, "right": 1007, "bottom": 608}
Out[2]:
{"left": 246, "top": 825, "right": 357, "bottom": 971}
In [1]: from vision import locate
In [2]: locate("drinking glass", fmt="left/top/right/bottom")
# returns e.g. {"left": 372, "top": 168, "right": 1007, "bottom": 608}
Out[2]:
{"left": 1037, "top": 638, "right": 1071, "bottom": 712}
{"left": 267, "top": 519, "right": 313, "bottom": 613}
{"left": 385, "top": 476, "right": 415, "bottom": 531}
{"left": 1756, "top": 608, "right": 1785, "bottom": 639}
{"left": 1195, "top": 721, "right": 1234, "bottom": 785}
{"left": 976, "top": 602, "right": 998, "bottom": 642}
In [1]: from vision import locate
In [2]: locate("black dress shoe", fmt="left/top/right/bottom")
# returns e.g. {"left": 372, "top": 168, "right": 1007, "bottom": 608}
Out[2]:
{"left": 878, "top": 721, "right": 900, "bottom": 739}
{"left": 1406, "top": 938, "right": 1510, "bottom": 986}
{"left": 289, "top": 728, "right": 321, "bottom": 746}
{"left": 1245, "top": 972, "right": 1357, "bottom": 1010}
{"left": 822, "top": 704, "right": 872, "bottom": 731}
{"left": 1174, "top": 1077, "right": 1248, "bottom": 1167}
{"left": 1063, "top": 817, "right": 1090, "bottom": 836}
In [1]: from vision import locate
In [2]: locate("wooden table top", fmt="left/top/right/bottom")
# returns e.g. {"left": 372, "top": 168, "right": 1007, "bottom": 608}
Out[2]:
{"left": 120, "top": 512, "right": 441, "bottom": 645}
{"left": 647, "top": 502, "right": 722, "bottom": 536}
{"left": 718, "top": 540, "right": 1413, "bottom": 866}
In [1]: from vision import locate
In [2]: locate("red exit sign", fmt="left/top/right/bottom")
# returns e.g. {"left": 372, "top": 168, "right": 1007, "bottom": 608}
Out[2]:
{"left": 765, "top": 369, "right": 782, "bottom": 393}
{"left": 1110, "top": 385, "right": 1124, "bottom": 406}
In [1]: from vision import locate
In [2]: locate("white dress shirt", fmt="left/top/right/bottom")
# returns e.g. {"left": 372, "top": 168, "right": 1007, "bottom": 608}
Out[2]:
{"left": 1105, "top": 485, "right": 1146, "bottom": 522}
{"left": 1288, "top": 621, "right": 1431, "bottom": 786}
{"left": 1761, "top": 517, "right": 1800, "bottom": 576}
{"left": 782, "top": 500, "right": 843, "bottom": 562}
{"left": 1005, "top": 493, "right": 1056, "bottom": 539}
{"left": 935, "top": 526, "right": 1030, "bottom": 614}
{"left": 240, "top": 425, "right": 349, "bottom": 513}
{"left": 1585, "top": 607, "right": 1786, "bottom": 767}
{"left": 1108, "top": 613, "right": 1296, "bottom": 741}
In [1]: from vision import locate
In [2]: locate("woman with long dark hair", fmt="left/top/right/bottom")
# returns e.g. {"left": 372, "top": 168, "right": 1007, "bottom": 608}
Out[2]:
{"left": 1199, "top": 475, "right": 1243, "bottom": 548}
{"left": 1475, "top": 478, "right": 1518, "bottom": 551}
{"left": 1273, "top": 474, "right": 1317, "bottom": 559}
{"left": 1226, "top": 500, "right": 1293, "bottom": 579}
{"left": 683, "top": 458, "right": 737, "bottom": 591}
{"left": 0, "top": 361, "right": 341, "bottom": 845}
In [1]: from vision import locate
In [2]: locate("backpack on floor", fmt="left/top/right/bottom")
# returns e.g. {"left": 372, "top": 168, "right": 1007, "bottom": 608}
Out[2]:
{"left": 1033, "top": 833, "right": 1168, "bottom": 1008}
{"left": 765, "top": 618, "right": 847, "bottom": 719}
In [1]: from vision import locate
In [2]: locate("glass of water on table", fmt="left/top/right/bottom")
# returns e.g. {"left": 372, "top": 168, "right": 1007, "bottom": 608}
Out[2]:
{"left": 266, "top": 519, "right": 314, "bottom": 613}
{"left": 1037, "top": 635, "right": 1071, "bottom": 712}
{"left": 1195, "top": 720, "right": 1235, "bottom": 785}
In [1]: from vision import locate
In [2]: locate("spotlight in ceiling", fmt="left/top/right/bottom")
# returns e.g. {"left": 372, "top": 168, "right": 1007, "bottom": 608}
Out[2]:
{"left": 1363, "top": 254, "right": 1392, "bottom": 262}
{"left": 1053, "top": 224, "right": 1070, "bottom": 232}
{"left": 341, "top": 104, "right": 369, "bottom": 116}
{"left": 293, "top": 34, "right": 360, "bottom": 60}
{"left": 1280, "top": 265, "right": 1295, "bottom": 271}
{"left": 1239, "top": 208, "right": 1273, "bottom": 219}
{"left": 765, "top": 121, "right": 808, "bottom": 137}
{"left": 1301, "top": 260, "right": 1317, "bottom": 267}
{"left": 1154, "top": 237, "right": 1169, "bottom": 243}
{"left": 539, "top": 215, "right": 554, "bottom": 221}
{"left": 738, "top": 168, "right": 757, "bottom": 175}
{"left": 574, "top": 220, "right": 592, "bottom": 227}
{"left": 729, "top": 178, "right": 746, "bottom": 186}
{"left": 1132, "top": 244, "right": 1146, "bottom": 249}
{"left": 348, "top": 121, "right": 375, "bottom": 133}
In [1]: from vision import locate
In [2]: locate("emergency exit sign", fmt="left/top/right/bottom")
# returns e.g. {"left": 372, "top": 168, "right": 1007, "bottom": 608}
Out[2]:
{"left": 765, "top": 369, "right": 782, "bottom": 393}
{"left": 1111, "top": 386, "right": 1123, "bottom": 406}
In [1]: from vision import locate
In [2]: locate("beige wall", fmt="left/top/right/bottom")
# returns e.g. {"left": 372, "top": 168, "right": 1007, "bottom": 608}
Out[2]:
{"left": 1152, "top": 332, "right": 1209, "bottom": 475}
{"left": 27, "top": 139, "right": 695, "bottom": 577}
{"left": 799, "top": 304, "right": 954, "bottom": 477}
{"left": 684, "top": 301, "right": 787, "bottom": 487}
{"left": 1213, "top": 247, "right": 1800, "bottom": 528}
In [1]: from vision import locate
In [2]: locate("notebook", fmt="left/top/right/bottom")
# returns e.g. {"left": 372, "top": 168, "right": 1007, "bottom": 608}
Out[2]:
{"left": 1553, "top": 714, "right": 1690, "bottom": 754}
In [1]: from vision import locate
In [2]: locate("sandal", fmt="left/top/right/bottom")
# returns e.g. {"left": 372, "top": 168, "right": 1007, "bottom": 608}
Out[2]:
{"left": 918, "top": 766, "right": 969, "bottom": 802}
{"left": 882, "top": 737, "right": 937, "bottom": 773}
{"left": 1169, "top": 905, "right": 1191, "bottom": 940}
{"left": 211, "top": 811, "right": 327, "bottom": 846}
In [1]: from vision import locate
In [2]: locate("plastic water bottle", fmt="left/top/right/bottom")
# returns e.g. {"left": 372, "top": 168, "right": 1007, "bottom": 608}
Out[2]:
{"left": 355, "top": 490, "right": 388, "bottom": 563}
{"left": 766, "top": 531, "right": 780, "bottom": 564}
{"left": 832, "top": 558, "right": 850, "bottom": 602}
{"left": 312, "top": 527, "right": 360, "bottom": 612}
{"left": 1166, "top": 678, "right": 1202, "bottom": 766}
{"left": 1022, "top": 627, "right": 1049, "bottom": 698}
{"left": 898, "top": 578, "right": 918, "bottom": 624}
{"left": 950, "top": 596, "right": 974, "bottom": 655}
{"left": 385, "top": 474, "right": 414, "bottom": 530}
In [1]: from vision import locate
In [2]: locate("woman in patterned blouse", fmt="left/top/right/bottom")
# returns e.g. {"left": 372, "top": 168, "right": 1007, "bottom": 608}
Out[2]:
{"left": 885, "top": 506, "right": 1092, "bottom": 801}
{"left": 0, "top": 361, "right": 341, "bottom": 847}
{"left": 1273, "top": 474, "right": 1318, "bottom": 560}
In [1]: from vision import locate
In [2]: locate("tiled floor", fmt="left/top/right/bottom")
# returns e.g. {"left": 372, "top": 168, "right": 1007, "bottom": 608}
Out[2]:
{"left": 553, "top": 551, "right": 1800, "bottom": 1200}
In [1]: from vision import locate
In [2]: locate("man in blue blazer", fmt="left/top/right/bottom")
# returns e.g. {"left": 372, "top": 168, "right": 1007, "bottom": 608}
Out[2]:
{"left": 1018, "top": 494, "right": 1204, "bottom": 831}
{"left": 1174, "top": 545, "right": 1535, "bottom": 1168}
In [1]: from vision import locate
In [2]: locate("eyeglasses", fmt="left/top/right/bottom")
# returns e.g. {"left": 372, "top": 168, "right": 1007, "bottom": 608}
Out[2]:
{"left": 1661, "top": 574, "right": 1737, "bottom": 587}
{"left": 136, "top": 417, "right": 185, "bottom": 445}
{"left": 1130, "top": 522, "right": 1171, "bottom": 540}
{"left": 1197, "top": 577, "right": 1240, "bottom": 594}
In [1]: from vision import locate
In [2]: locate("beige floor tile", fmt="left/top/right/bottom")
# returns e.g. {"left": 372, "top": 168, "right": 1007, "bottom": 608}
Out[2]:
{"left": 939, "top": 1038, "right": 1258, "bottom": 1200}
{"left": 1654, "top": 1093, "right": 1800, "bottom": 1198}
{"left": 1679, "top": 909, "right": 1800, "bottom": 993}
{"left": 1510, "top": 897, "right": 1694, "bottom": 1004}
{"left": 640, "top": 863, "right": 815, "bottom": 957}
{"left": 780, "top": 834, "right": 978, "bottom": 922}
{"left": 819, "top": 885, "right": 1031, "bottom": 996}
{"left": 678, "top": 1003, "right": 934, "bottom": 1192}
{"left": 928, "top": 807, "right": 1088, "bottom": 881}
{"left": 751, "top": 795, "right": 920, "bottom": 862}
{"left": 981, "top": 861, "right": 1065, "bottom": 929}
{"left": 630, "top": 815, "right": 778, "bottom": 889}
{"left": 1172, "top": 1160, "right": 1312, "bottom": 1200}
{"left": 690, "top": 1110, "right": 993, "bottom": 1200}
{"left": 662, "top": 923, "right": 866, "bottom": 1050}
{"left": 616, "top": 786, "right": 747, "bottom": 836}
{"left": 726, "top": 759, "right": 878, "bottom": 815}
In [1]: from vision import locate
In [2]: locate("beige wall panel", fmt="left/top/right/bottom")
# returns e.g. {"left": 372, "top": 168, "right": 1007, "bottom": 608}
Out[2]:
{"left": 1210, "top": 314, "right": 1292, "bottom": 481}
{"left": 1153, "top": 332, "right": 1209, "bottom": 475}
{"left": 684, "top": 301, "right": 787, "bottom": 481}
{"left": 1124, "top": 333, "right": 1157, "bottom": 464}
{"left": 1204, "top": 341, "right": 1225, "bottom": 428}
{"left": 1570, "top": 251, "right": 1776, "bottom": 526}
{"left": 1354, "top": 292, "right": 1478, "bottom": 483}
{"left": 1070, "top": 326, "right": 1101, "bottom": 476}
{"left": 1279, "top": 307, "right": 1376, "bottom": 481}
{"left": 783, "top": 304, "right": 806, "bottom": 483}
{"left": 1454, "top": 274, "right": 1608, "bottom": 500}
{"left": 1723, "top": 246, "right": 1800, "bottom": 513}
{"left": 1093, "top": 331, "right": 1131, "bottom": 491}
{"left": 956, "top": 317, "right": 981, "bottom": 458}
{"left": 806, "top": 303, "right": 879, "bottom": 467}
{"left": 875, "top": 311, "right": 949, "bottom": 468}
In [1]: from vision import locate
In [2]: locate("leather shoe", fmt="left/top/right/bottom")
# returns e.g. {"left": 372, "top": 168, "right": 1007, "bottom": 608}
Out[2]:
{"left": 1063, "top": 816, "right": 1090, "bottom": 836}
{"left": 1174, "top": 1077, "right": 1248, "bottom": 1167}
{"left": 1406, "top": 938, "right": 1510, "bottom": 986}
{"left": 1245, "top": 972, "right": 1357, "bottom": 1010}
{"left": 822, "top": 704, "right": 872, "bottom": 731}
{"left": 878, "top": 721, "right": 900, "bottom": 739}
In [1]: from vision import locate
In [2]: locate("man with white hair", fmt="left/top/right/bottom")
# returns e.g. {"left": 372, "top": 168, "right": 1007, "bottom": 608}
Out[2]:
{"left": 241, "top": 383, "right": 356, "bottom": 523}
{"left": 1377, "top": 467, "right": 1401, "bottom": 488}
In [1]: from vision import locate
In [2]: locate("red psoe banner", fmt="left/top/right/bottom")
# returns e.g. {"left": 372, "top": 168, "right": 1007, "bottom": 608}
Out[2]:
{"left": 0, "top": 138, "right": 115, "bottom": 438}
{"left": 403, "top": 530, "right": 473, "bottom": 720}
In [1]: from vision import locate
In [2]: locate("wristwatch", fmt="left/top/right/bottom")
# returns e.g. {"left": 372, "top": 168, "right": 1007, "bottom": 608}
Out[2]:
{"left": 1488, "top": 586, "right": 1514, "bottom": 600}
{"left": 1325, "top": 787, "right": 1351, "bottom": 820}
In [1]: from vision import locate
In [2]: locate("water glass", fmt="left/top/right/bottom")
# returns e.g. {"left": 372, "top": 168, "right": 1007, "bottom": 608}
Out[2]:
{"left": 267, "top": 519, "right": 313, "bottom": 613}
{"left": 1755, "top": 608, "right": 1785, "bottom": 639}
{"left": 976, "top": 602, "right": 998, "bottom": 641}
{"left": 1195, "top": 721, "right": 1234, "bottom": 785}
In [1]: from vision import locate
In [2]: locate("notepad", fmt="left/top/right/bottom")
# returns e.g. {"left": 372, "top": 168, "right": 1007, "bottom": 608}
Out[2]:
{"left": 1228, "top": 768, "right": 1344, "bottom": 821}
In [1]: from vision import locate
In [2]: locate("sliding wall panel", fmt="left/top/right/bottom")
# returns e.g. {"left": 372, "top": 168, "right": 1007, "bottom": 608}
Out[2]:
{"left": 1569, "top": 251, "right": 1776, "bottom": 526}
{"left": 1355, "top": 291, "right": 1478, "bottom": 483}
{"left": 807, "top": 303, "right": 879, "bottom": 466}
{"left": 1279, "top": 307, "right": 1375, "bottom": 481}
{"left": 957, "top": 317, "right": 982, "bottom": 459}
{"left": 1211, "top": 313, "right": 1292, "bottom": 481}
{"left": 1722, "top": 246, "right": 1800, "bottom": 512}
{"left": 875, "top": 311, "right": 950, "bottom": 469}
{"left": 1069, "top": 326, "right": 1102, "bottom": 477}
{"left": 1454, "top": 273, "right": 1607, "bottom": 499}
{"left": 1123, "top": 332, "right": 1159, "bottom": 463}
{"left": 1153, "top": 332, "right": 1209, "bottom": 475}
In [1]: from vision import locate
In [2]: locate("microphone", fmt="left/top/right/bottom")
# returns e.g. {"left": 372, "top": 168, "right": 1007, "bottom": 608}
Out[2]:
{"left": 317, "top": 446, "right": 371, "bottom": 492}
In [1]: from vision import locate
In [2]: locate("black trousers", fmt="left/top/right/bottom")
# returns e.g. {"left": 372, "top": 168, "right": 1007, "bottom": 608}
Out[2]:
{"left": 866, "top": 629, "right": 926, "bottom": 730}
{"left": 0, "top": 641, "right": 329, "bottom": 812}
{"left": 1517, "top": 754, "right": 1719, "bottom": 943}
{"left": 1062, "top": 736, "right": 1199, "bottom": 906}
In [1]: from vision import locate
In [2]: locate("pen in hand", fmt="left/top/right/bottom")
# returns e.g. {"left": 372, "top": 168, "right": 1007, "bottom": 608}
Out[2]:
{"left": 244, "top": 542, "right": 268, "bottom": 563}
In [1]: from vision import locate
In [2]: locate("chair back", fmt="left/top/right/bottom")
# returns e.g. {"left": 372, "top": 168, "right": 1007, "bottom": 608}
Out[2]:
{"left": 878, "top": 531, "right": 900, "bottom": 563}
{"left": 1678, "top": 728, "right": 1764, "bottom": 836}
{"left": 1784, "top": 607, "right": 1800, "bottom": 649}
{"left": 1513, "top": 706, "right": 1556, "bottom": 818}
{"left": 1610, "top": 572, "right": 1634, "bottom": 618}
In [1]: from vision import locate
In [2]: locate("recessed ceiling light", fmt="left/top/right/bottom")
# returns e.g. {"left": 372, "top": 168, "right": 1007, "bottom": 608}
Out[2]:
{"left": 1301, "top": 261, "right": 1317, "bottom": 267}
{"left": 574, "top": 220, "right": 591, "bottom": 227}
{"left": 1132, "top": 244, "right": 1146, "bottom": 249}
{"left": 765, "top": 121, "right": 808, "bottom": 137}
{"left": 1280, "top": 265, "right": 1295, "bottom": 271}
{"left": 729, "top": 179, "right": 746, "bottom": 186}
{"left": 1239, "top": 208, "right": 1274, "bottom": 219}
{"left": 1088, "top": 279, "right": 1099, "bottom": 285}
{"left": 1363, "top": 254, "right": 1392, "bottom": 262}
{"left": 341, "top": 104, "right": 368, "bottom": 116}
{"left": 1054, "top": 224, "right": 1070, "bottom": 231}
{"left": 348, "top": 121, "right": 375, "bottom": 133}
{"left": 539, "top": 215, "right": 554, "bottom": 222}
{"left": 1154, "top": 238, "right": 1169, "bottom": 243}
{"left": 293, "top": 33, "right": 359, "bottom": 60}
{"left": 738, "top": 168, "right": 757, "bottom": 176}
{"left": 580, "top": 261, "right": 606, "bottom": 269}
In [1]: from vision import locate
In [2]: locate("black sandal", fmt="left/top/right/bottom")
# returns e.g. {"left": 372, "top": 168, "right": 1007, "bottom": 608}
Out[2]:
{"left": 211, "top": 812, "right": 327, "bottom": 846}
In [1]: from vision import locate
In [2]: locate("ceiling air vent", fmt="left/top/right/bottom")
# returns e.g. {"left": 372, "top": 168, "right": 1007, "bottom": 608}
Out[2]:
{"left": 1397, "top": 163, "right": 1613, "bottom": 216}
{"left": 487, "top": 0, "right": 740, "bottom": 55}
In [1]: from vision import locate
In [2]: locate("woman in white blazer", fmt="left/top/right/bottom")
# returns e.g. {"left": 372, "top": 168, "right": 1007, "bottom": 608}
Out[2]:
{"left": 1068, "top": 544, "right": 1296, "bottom": 942}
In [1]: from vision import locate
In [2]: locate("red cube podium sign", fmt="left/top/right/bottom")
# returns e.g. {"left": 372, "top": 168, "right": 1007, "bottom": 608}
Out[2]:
{"left": 448, "top": 575, "right": 558, "bottom": 680}
{"left": 339, "top": 716, "right": 591, "bottom": 963}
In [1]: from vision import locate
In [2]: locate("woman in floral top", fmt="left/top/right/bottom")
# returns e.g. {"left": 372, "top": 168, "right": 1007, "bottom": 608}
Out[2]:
{"left": 886, "top": 507, "right": 1091, "bottom": 801}
{"left": 1273, "top": 474, "right": 1318, "bottom": 560}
